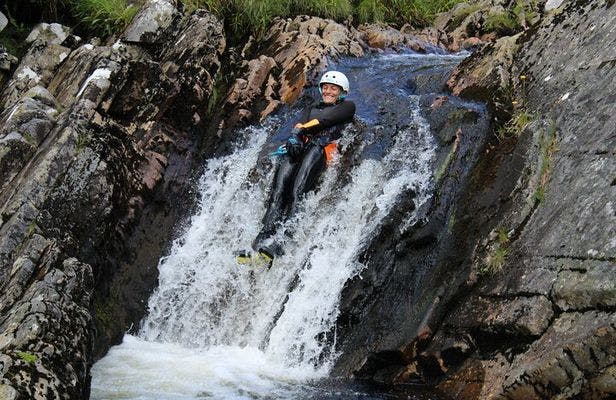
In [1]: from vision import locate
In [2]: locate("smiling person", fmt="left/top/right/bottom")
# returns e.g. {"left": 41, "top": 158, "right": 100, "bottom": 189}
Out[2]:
{"left": 238, "top": 70, "right": 356, "bottom": 268}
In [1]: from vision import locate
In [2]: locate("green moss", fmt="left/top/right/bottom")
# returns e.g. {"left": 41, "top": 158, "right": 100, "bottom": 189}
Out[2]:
{"left": 94, "top": 299, "right": 114, "bottom": 328}
{"left": 446, "top": 207, "right": 456, "bottom": 233}
{"left": 75, "top": 131, "right": 88, "bottom": 153}
{"left": 26, "top": 220, "right": 38, "bottom": 236}
{"left": 16, "top": 351, "right": 38, "bottom": 363}
{"left": 435, "top": 142, "right": 458, "bottom": 182}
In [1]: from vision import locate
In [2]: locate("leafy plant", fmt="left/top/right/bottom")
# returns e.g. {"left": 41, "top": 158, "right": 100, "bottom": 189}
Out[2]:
{"left": 0, "top": 8, "right": 33, "bottom": 57}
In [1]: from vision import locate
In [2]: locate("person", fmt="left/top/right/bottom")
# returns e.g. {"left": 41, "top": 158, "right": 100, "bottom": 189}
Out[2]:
{"left": 237, "top": 70, "right": 356, "bottom": 268}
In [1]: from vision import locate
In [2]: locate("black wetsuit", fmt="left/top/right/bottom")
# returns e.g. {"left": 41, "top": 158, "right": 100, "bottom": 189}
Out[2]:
{"left": 253, "top": 98, "right": 356, "bottom": 254}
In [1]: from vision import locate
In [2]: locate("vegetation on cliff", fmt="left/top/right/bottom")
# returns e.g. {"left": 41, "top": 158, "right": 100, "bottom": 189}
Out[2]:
{"left": 1, "top": 0, "right": 465, "bottom": 52}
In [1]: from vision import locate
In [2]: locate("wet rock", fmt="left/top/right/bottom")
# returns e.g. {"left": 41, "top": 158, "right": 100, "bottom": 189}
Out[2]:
{"left": 0, "top": 257, "right": 93, "bottom": 399}
{"left": 158, "top": 9, "right": 225, "bottom": 126}
{"left": 357, "top": 23, "right": 427, "bottom": 52}
{"left": 447, "top": 33, "right": 521, "bottom": 119}
{"left": 0, "top": 11, "right": 7, "bottom": 33}
{"left": 501, "top": 311, "right": 616, "bottom": 399}
{"left": 444, "top": 295, "right": 553, "bottom": 336}
{"left": 553, "top": 263, "right": 616, "bottom": 311}
{"left": 0, "top": 4, "right": 225, "bottom": 397}
{"left": 223, "top": 55, "right": 277, "bottom": 126}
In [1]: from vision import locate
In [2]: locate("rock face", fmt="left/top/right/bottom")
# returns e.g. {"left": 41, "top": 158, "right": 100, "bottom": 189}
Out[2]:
{"left": 0, "top": 2, "right": 224, "bottom": 397}
{"left": 354, "top": 0, "right": 615, "bottom": 399}
{"left": 1, "top": 0, "right": 613, "bottom": 398}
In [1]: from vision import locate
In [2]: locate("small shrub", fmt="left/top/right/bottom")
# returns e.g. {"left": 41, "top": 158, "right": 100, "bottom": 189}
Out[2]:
{"left": 512, "top": 0, "right": 538, "bottom": 28}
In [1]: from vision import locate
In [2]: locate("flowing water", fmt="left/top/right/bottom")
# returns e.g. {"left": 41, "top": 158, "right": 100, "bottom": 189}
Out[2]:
{"left": 91, "top": 51, "right": 468, "bottom": 400}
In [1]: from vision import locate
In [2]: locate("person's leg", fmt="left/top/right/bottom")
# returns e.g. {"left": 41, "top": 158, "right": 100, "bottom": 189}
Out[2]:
{"left": 290, "top": 144, "right": 326, "bottom": 208}
{"left": 253, "top": 157, "right": 298, "bottom": 251}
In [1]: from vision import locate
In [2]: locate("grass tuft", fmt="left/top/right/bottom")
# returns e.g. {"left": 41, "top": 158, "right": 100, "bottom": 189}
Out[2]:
{"left": 16, "top": 351, "right": 38, "bottom": 363}
{"left": 355, "top": 0, "right": 387, "bottom": 24}
{"left": 483, "top": 10, "right": 520, "bottom": 35}
{"left": 70, "top": 0, "right": 139, "bottom": 38}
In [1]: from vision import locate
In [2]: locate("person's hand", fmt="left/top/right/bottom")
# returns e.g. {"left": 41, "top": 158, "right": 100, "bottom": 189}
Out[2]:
{"left": 286, "top": 136, "right": 304, "bottom": 159}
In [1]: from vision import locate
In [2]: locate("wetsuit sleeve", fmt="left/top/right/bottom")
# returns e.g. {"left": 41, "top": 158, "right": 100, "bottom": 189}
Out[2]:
{"left": 317, "top": 101, "right": 355, "bottom": 129}
{"left": 297, "top": 102, "right": 317, "bottom": 127}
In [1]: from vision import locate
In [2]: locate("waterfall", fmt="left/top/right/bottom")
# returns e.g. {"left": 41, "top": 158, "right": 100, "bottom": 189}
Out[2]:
{"left": 91, "top": 51, "right": 467, "bottom": 400}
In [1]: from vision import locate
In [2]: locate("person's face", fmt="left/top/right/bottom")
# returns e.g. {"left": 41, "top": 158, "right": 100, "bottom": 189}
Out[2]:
{"left": 321, "top": 83, "right": 343, "bottom": 104}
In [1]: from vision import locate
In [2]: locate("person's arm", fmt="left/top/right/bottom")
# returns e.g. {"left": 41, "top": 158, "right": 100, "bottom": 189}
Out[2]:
{"left": 318, "top": 101, "right": 355, "bottom": 129}
{"left": 297, "top": 101, "right": 355, "bottom": 133}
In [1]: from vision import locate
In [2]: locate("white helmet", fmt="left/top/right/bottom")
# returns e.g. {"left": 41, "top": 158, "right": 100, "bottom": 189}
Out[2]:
{"left": 319, "top": 71, "right": 350, "bottom": 96}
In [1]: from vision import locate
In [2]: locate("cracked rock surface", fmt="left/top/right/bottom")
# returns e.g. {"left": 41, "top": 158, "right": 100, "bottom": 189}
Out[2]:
{"left": 355, "top": 1, "right": 615, "bottom": 398}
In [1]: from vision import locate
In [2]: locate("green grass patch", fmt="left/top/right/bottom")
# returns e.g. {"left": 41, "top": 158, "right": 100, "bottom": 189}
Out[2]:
{"left": 16, "top": 351, "right": 38, "bottom": 363}
{"left": 496, "top": 110, "right": 533, "bottom": 140}
{"left": 512, "top": 0, "right": 538, "bottom": 27}
{"left": 448, "top": 2, "right": 484, "bottom": 28}
{"left": 178, "top": 0, "right": 465, "bottom": 40}
{"left": 535, "top": 121, "right": 558, "bottom": 204}
{"left": 478, "top": 226, "right": 512, "bottom": 276}
{"left": 355, "top": 0, "right": 388, "bottom": 24}
{"left": 479, "top": 245, "right": 509, "bottom": 276}
{"left": 70, "top": 0, "right": 140, "bottom": 38}
{"left": 483, "top": 10, "right": 520, "bottom": 34}
{"left": 0, "top": 9, "right": 34, "bottom": 57}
